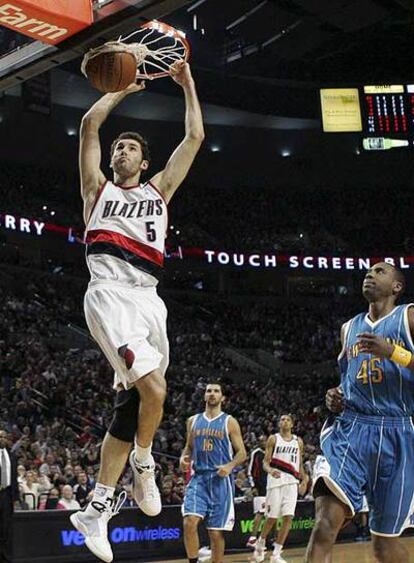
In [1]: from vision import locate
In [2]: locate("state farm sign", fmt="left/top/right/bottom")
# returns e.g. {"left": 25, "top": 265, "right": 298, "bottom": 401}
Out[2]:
{"left": 0, "top": 1, "right": 92, "bottom": 45}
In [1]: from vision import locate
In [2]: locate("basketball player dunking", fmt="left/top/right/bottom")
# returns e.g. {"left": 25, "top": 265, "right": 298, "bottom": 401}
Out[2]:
{"left": 70, "top": 61, "right": 204, "bottom": 563}
{"left": 180, "top": 382, "right": 247, "bottom": 563}
{"left": 252, "top": 415, "right": 307, "bottom": 563}
{"left": 306, "top": 263, "right": 414, "bottom": 563}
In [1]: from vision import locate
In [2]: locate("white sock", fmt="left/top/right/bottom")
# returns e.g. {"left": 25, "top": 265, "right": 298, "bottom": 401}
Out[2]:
{"left": 273, "top": 543, "right": 283, "bottom": 556}
{"left": 92, "top": 482, "right": 115, "bottom": 503}
{"left": 83, "top": 483, "right": 114, "bottom": 517}
{"left": 135, "top": 442, "right": 153, "bottom": 465}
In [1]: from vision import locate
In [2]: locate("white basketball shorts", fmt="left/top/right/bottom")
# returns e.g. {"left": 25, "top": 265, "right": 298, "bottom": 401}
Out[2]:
{"left": 266, "top": 484, "right": 298, "bottom": 518}
{"left": 253, "top": 496, "right": 266, "bottom": 514}
{"left": 84, "top": 281, "right": 169, "bottom": 390}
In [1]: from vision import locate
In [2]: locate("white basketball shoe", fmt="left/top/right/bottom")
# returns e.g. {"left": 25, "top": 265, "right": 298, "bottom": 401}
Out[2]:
{"left": 70, "top": 492, "right": 126, "bottom": 563}
{"left": 251, "top": 538, "right": 266, "bottom": 562}
{"left": 246, "top": 536, "right": 257, "bottom": 549}
{"left": 198, "top": 545, "right": 212, "bottom": 562}
{"left": 129, "top": 450, "right": 162, "bottom": 516}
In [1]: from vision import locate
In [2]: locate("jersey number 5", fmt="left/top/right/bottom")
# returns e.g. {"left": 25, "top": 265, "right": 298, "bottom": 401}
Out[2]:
{"left": 357, "top": 357, "right": 384, "bottom": 385}
{"left": 146, "top": 221, "right": 156, "bottom": 242}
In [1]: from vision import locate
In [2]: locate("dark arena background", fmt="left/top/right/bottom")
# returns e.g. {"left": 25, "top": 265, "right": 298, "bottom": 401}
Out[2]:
{"left": 1, "top": 1, "right": 414, "bottom": 562}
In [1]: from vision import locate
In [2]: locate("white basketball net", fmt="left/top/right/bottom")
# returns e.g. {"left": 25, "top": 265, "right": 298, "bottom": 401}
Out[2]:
{"left": 81, "top": 20, "right": 189, "bottom": 81}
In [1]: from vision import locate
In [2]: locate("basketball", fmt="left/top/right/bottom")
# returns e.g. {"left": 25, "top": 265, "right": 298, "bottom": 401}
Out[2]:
{"left": 85, "top": 51, "right": 137, "bottom": 93}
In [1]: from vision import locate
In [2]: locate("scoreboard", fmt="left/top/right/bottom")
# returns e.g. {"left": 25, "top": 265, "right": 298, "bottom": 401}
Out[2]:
{"left": 363, "top": 85, "right": 413, "bottom": 135}
{"left": 321, "top": 84, "right": 414, "bottom": 149}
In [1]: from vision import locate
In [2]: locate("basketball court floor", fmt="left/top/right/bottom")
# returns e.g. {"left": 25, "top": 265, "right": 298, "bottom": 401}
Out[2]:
{"left": 171, "top": 537, "right": 414, "bottom": 563}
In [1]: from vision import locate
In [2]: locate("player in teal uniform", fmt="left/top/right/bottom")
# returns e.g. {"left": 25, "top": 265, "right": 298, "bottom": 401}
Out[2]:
{"left": 306, "top": 262, "right": 414, "bottom": 563}
{"left": 180, "top": 381, "right": 246, "bottom": 563}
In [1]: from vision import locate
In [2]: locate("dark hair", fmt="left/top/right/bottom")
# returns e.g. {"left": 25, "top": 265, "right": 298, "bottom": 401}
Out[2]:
{"left": 110, "top": 132, "right": 150, "bottom": 163}
{"left": 206, "top": 380, "right": 225, "bottom": 396}
{"left": 391, "top": 265, "right": 406, "bottom": 300}
{"left": 280, "top": 413, "right": 295, "bottom": 425}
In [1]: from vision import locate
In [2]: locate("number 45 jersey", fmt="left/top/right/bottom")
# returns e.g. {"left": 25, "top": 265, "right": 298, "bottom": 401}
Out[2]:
{"left": 85, "top": 180, "right": 168, "bottom": 281}
{"left": 339, "top": 304, "right": 414, "bottom": 417}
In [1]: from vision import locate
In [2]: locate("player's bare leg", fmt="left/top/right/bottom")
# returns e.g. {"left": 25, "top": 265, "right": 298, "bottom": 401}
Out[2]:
{"left": 183, "top": 515, "right": 202, "bottom": 561}
{"left": 252, "top": 513, "right": 264, "bottom": 536}
{"left": 129, "top": 368, "right": 166, "bottom": 515}
{"left": 252, "top": 517, "right": 276, "bottom": 562}
{"left": 258, "top": 516, "right": 276, "bottom": 541}
{"left": 275, "top": 515, "right": 293, "bottom": 546}
{"left": 372, "top": 535, "right": 409, "bottom": 563}
{"left": 135, "top": 369, "right": 166, "bottom": 448}
{"left": 247, "top": 512, "right": 265, "bottom": 547}
{"left": 305, "top": 495, "right": 348, "bottom": 563}
{"left": 208, "top": 529, "right": 225, "bottom": 563}
{"left": 269, "top": 515, "right": 293, "bottom": 562}
{"left": 97, "top": 433, "right": 132, "bottom": 486}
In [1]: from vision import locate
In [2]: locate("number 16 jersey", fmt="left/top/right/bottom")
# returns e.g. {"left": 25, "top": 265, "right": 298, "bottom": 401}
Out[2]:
{"left": 191, "top": 412, "right": 233, "bottom": 472}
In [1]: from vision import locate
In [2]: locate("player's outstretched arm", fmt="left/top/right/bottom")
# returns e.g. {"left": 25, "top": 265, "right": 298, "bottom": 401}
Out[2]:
{"left": 150, "top": 61, "right": 204, "bottom": 203}
{"left": 216, "top": 417, "right": 246, "bottom": 477}
{"left": 180, "top": 416, "right": 195, "bottom": 473}
{"left": 79, "top": 82, "right": 145, "bottom": 219}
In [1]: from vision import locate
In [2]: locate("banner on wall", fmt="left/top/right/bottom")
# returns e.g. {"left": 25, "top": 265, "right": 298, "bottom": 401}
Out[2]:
{"left": 2, "top": 211, "right": 414, "bottom": 271}
{"left": 14, "top": 501, "right": 360, "bottom": 563}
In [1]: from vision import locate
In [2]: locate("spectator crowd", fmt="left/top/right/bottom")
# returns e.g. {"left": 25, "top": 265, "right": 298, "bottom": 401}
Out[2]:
{"left": 1, "top": 160, "right": 414, "bottom": 256}
{"left": 0, "top": 263, "right": 347, "bottom": 511}
{"left": 0, "top": 160, "right": 389, "bottom": 512}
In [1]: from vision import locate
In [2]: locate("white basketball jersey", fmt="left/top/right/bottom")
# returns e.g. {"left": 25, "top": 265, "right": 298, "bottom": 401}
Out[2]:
{"left": 267, "top": 433, "right": 300, "bottom": 489}
{"left": 84, "top": 180, "right": 168, "bottom": 281}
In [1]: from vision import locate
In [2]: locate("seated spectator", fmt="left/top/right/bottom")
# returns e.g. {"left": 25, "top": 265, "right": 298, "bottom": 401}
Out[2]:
{"left": 68, "top": 465, "right": 83, "bottom": 487}
{"left": 82, "top": 441, "right": 99, "bottom": 468}
{"left": 39, "top": 453, "right": 62, "bottom": 478}
{"left": 17, "top": 464, "right": 26, "bottom": 485}
{"left": 161, "top": 481, "right": 174, "bottom": 505}
{"left": 235, "top": 468, "right": 251, "bottom": 498}
{"left": 19, "top": 470, "right": 41, "bottom": 510}
{"left": 37, "top": 472, "right": 52, "bottom": 496}
{"left": 57, "top": 485, "right": 81, "bottom": 510}
{"left": 39, "top": 488, "right": 60, "bottom": 510}
{"left": 86, "top": 466, "right": 96, "bottom": 488}
{"left": 123, "top": 487, "right": 138, "bottom": 508}
{"left": 73, "top": 471, "right": 93, "bottom": 508}
{"left": 79, "top": 426, "right": 93, "bottom": 446}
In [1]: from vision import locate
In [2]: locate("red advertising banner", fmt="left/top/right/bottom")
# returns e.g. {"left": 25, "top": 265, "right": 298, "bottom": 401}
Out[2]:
{"left": 0, "top": 0, "right": 93, "bottom": 45}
